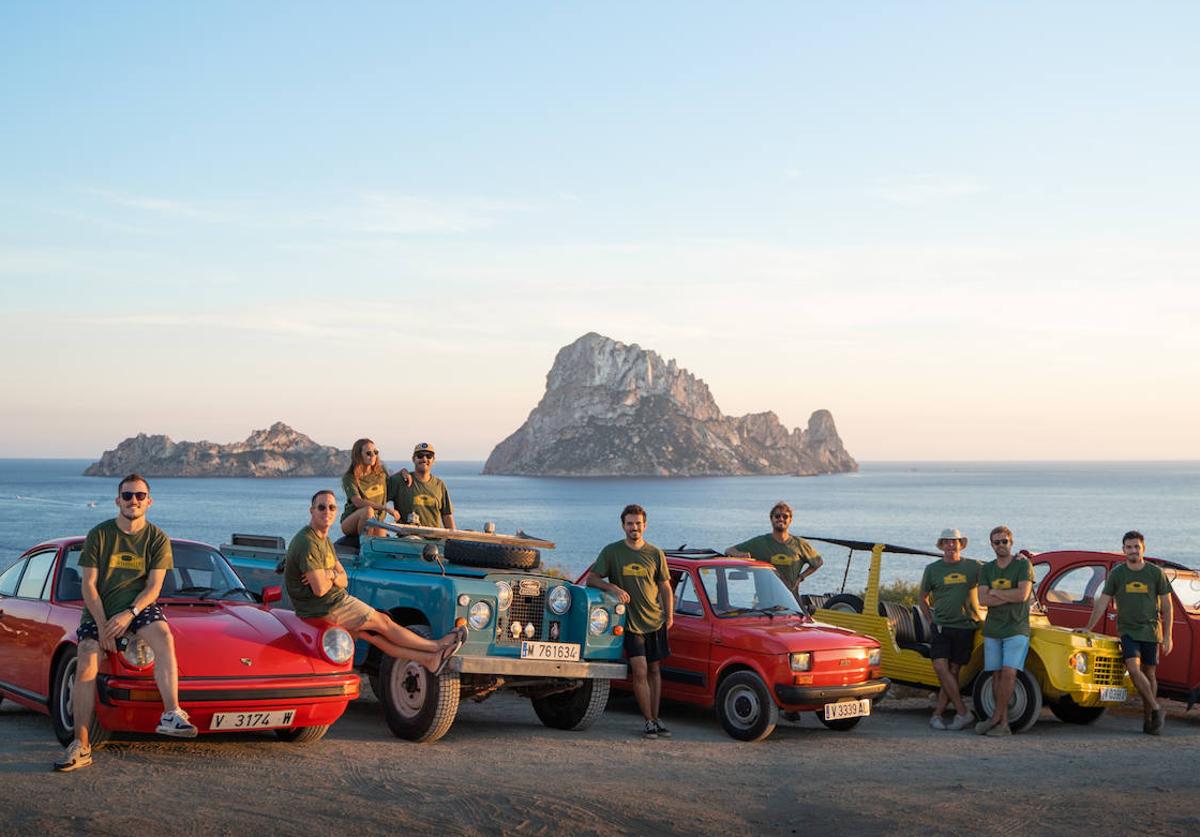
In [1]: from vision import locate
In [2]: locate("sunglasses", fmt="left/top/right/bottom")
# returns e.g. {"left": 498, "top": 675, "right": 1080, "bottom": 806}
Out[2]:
{"left": 315, "top": 503, "right": 338, "bottom": 511}
{"left": 120, "top": 491, "right": 148, "bottom": 501}
{"left": 991, "top": 538, "right": 1011, "bottom": 546}
{"left": 414, "top": 452, "right": 434, "bottom": 460}
{"left": 362, "top": 450, "right": 379, "bottom": 458}
{"left": 771, "top": 513, "right": 791, "bottom": 519}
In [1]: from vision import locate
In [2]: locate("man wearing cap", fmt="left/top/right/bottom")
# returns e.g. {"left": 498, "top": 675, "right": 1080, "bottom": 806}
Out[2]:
{"left": 387, "top": 442, "right": 455, "bottom": 530}
{"left": 974, "top": 525, "right": 1035, "bottom": 736}
{"left": 1081, "top": 530, "right": 1173, "bottom": 734}
{"left": 724, "top": 501, "right": 823, "bottom": 594}
{"left": 919, "top": 528, "right": 983, "bottom": 731}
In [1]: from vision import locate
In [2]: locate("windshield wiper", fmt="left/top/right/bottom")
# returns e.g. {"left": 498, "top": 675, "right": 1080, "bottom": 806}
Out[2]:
{"left": 722, "top": 605, "right": 802, "bottom": 618}
{"left": 200, "top": 587, "right": 254, "bottom": 601}
{"left": 171, "top": 585, "right": 216, "bottom": 596}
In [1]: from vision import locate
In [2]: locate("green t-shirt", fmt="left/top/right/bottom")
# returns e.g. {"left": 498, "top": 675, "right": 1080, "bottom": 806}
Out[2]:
{"left": 388, "top": 474, "right": 453, "bottom": 528}
{"left": 920, "top": 558, "right": 982, "bottom": 630}
{"left": 592, "top": 540, "right": 669, "bottom": 635}
{"left": 979, "top": 557, "right": 1035, "bottom": 638}
{"left": 283, "top": 526, "right": 348, "bottom": 618}
{"left": 734, "top": 533, "right": 821, "bottom": 589}
{"left": 78, "top": 519, "right": 173, "bottom": 625}
{"left": 341, "top": 469, "right": 388, "bottom": 523}
{"left": 1102, "top": 562, "right": 1171, "bottom": 643}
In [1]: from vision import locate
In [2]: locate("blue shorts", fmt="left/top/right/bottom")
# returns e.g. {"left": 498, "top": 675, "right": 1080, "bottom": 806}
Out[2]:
{"left": 77, "top": 604, "right": 167, "bottom": 642}
{"left": 1120, "top": 635, "right": 1159, "bottom": 666}
{"left": 983, "top": 634, "right": 1030, "bottom": 671}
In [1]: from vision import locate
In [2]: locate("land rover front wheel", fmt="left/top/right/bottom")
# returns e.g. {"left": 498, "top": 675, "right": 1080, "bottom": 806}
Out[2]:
{"left": 378, "top": 625, "right": 461, "bottom": 743}
{"left": 715, "top": 671, "right": 779, "bottom": 742}
{"left": 972, "top": 668, "right": 1043, "bottom": 733}
{"left": 531, "top": 679, "right": 611, "bottom": 731}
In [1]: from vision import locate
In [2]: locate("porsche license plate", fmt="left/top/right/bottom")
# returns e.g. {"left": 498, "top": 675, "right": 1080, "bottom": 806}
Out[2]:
{"left": 520, "top": 641, "right": 581, "bottom": 661}
{"left": 824, "top": 699, "right": 871, "bottom": 721}
{"left": 210, "top": 709, "right": 296, "bottom": 730}
{"left": 1100, "top": 687, "right": 1128, "bottom": 702}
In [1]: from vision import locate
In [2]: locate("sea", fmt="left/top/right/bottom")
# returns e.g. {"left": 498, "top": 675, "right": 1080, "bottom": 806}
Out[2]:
{"left": 2, "top": 459, "right": 1198, "bottom": 594}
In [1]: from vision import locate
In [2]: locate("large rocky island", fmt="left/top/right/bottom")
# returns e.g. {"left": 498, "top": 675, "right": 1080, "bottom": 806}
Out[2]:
{"left": 83, "top": 422, "right": 349, "bottom": 477}
{"left": 483, "top": 333, "right": 857, "bottom": 477}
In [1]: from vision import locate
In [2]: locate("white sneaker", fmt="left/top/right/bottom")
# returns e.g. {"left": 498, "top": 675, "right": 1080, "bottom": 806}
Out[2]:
{"left": 947, "top": 712, "right": 974, "bottom": 731}
{"left": 157, "top": 708, "right": 198, "bottom": 738}
{"left": 930, "top": 714, "right": 947, "bottom": 730}
{"left": 53, "top": 740, "right": 93, "bottom": 772}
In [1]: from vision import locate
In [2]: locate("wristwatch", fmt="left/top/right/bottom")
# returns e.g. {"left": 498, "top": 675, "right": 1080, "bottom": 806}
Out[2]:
{"left": 129, "top": 604, "right": 142, "bottom": 618}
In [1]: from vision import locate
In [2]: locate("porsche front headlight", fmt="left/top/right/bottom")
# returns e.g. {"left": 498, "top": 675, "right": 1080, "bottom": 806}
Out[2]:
{"left": 120, "top": 637, "right": 155, "bottom": 669}
{"left": 321, "top": 627, "right": 354, "bottom": 664}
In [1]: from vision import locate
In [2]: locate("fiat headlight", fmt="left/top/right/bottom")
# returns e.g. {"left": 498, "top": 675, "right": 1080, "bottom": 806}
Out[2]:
{"left": 868, "top": 648, "right": 881, "bottom": 667}
{"left": 790, "top": 652, "right": 813, "bottom": 672}
{"left": 495, "top": 581, "right": 513, "bottom": 611}
{"left": 469, "top": 600, "right": 492, "bottom": 630}
{"left": 120, "top": 637, "right": 155, "bottom": 669}
{"left": 321, "top": 627, "right": 354, "bottom": 664}
{"left": 548, "top": 585, "right": 571, "bottom": 615}
{"left": 589, "top": 606, "right": 610, "bottom": 635}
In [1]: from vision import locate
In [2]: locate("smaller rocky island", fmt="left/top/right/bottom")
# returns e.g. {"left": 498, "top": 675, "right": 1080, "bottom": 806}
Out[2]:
{"left": 84, "top": 422, "right": 349, "bottom": 477}
{"left": 484, "top": 333, "right": 857, "bottom": 477}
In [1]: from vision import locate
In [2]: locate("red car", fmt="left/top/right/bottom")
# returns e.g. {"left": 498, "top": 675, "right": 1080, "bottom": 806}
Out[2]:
{"left": 586, "top": 550, "right": 888, "bottom": 741}
{"left": 0, "top": 537, "right": 360, "bottom": 746}
{"left": 1033, "top": 550, "right": 1200, "bottom": 709}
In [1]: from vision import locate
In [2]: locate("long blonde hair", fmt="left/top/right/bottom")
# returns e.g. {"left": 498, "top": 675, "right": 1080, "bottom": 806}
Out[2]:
{"left": 345, "top": 438, "right": 386, "bottom": 480}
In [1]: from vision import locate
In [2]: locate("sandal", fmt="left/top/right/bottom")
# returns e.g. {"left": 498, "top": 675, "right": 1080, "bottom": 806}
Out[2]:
{"left": 432, "top": 627, "right": 467, "bottom": 677}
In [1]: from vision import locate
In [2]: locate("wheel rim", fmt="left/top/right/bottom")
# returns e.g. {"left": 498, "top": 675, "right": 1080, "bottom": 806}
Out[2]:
{"left": 389, "top": 659, "right": 428, "bottom": 719}
{"left": 723, "top": 684, "right": 761, "bottom": 730}
{"left": 981, "top": 673, "right": 1028, "bottom": 719}
{"left": 58, "top": 657, "right": 77, "bottom": 733}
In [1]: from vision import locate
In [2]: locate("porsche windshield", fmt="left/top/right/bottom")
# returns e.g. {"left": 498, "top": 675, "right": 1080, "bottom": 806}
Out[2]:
{"left": 698, "top": 565, "right": 802, "bottom": 616}
{"left": 60, "top": 542, "right": 250, "bottom": 601}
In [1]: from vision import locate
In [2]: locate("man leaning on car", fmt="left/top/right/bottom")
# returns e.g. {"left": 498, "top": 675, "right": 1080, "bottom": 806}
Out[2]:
{"left": 919, "top": 528, "right": 983, "bottom": 733}
{"left": 724, "top": 501, "right": 823, "bottom": 594}
{"left": 974, "top": 525, "right": 1035, "bottom": 736}
{"left": 55, "top": 474, "right": 196, "bottom": 773}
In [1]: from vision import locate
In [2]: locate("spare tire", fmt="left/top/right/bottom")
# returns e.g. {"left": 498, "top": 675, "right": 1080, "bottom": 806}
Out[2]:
{"left": 823, "top": 594, "right": 864, "bottom": 614}
{"left": 443, "top": 539, "right": 541, "bottom": 570}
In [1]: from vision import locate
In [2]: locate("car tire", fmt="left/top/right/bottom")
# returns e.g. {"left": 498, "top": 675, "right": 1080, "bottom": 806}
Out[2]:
{"left": 822, "top": 594, "right": 864, "bottom": 614}
{"left": 275, "top": 725, "right": 330, "bottom": 743}
{"left": 971, "top": 668, "right": 1043, "bottom": 733}
{"left": 443, "top": 539, "right": 541, "bottom": 571}
{"left": 715, "top": 671, "right": 779, "bottom": 742}
{"left": 815, "top": 712, "right": 863, "bottom": 731}
{"left": 51, "top": 646, "right": 110, "bottom": 747}
{"left": 1048, "top": 696, "right": 1106, "bottom": 725}
{"left": 378, "top": 625, "right": 461, "bottom": 743}
{"left": 531, "top": 679, "right": 611, "bottom": 731}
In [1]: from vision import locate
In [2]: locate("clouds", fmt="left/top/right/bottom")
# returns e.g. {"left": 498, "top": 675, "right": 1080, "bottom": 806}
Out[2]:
{"left": 872, "top": 175, "right": 987, "bottom": 206}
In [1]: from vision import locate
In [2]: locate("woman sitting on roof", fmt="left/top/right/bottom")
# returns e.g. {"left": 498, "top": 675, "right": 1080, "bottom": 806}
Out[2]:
{"left": 341, "top": 438, "right": 401, "bottom": 538}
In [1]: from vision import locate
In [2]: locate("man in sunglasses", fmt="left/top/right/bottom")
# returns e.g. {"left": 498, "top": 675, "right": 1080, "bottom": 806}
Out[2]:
{"left": 723, "top": 501, "right": 823, "bottom": 594}
{"left": 55, "top": 474, "right": 195, "bottom": 772}
{"left": 387, "top": 442, "right": 456, "bottom": 530}
{"left": 974, "top": 525, "right": 1035, "bottom": 736}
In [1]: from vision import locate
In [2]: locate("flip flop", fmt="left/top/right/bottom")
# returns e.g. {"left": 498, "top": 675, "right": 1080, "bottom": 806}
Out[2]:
{"left": 432, "top": 627, "right": 467, "bottom": 677}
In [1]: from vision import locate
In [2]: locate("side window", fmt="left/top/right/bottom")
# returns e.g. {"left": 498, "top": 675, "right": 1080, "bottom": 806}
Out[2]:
{"left": 0, "top": 559, "right": 27, "bottom": 597}
{"left": 1044, "top": 565, "right": 1107, "bottom": 606}
{"left": 674, "top": 573, "right": 704, "bottom": 616}
{"left": 57, "top": 546, "right": 85, "bottom": 601}
{"left": 1033, "top": 562, "right": 1051, "bottom": 594}
{"left": 15, "top": 551, "right": 55, "bottom": 599}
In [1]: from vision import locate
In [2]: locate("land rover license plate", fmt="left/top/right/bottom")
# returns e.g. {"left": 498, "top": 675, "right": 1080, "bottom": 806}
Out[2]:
{"left": 824, "top": 699, "right": 871, "bottom": 721}
{"left": 1100, "top": 687, "right": 1128, "bottom": 702}
{"left": 520, "top": 641, "right": 581, "bottom": 661}
{"left": 210, "top": 709, "right": 296, "bottom": 730}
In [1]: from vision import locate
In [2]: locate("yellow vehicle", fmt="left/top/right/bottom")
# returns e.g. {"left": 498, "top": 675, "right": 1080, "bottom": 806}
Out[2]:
{"left": 805, "top": 537, "right": 1132, "bottom": 733}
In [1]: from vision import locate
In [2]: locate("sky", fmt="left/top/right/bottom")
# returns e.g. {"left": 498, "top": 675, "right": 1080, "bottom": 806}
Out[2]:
{"left": 2, "top": 2, "right": 1198, "bottom": 461}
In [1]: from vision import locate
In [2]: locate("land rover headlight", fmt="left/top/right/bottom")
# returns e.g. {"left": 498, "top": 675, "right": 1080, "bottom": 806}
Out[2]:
{"left": 1068, "top": 651, "right": 1088, "bottom": 675}
{"left": 548, "top": 585, "right": 571, "bottom": 615}
{"left": 589, "top": 606, "right": 610, "bottom": 635}
{"left": 321, "top": 627, "right": 355, "bottom": 664}
{"left": 469, "top": 600, "right": 492, "bottom": 630}
{"left": 790, "top": 652, "right": 813, "bottom": 672}
{"left": 495, "top": 581, "right": 513, "bottom": 611}
{"left": 120, "top": 637, "right": 155, "bottom": 669}
{"left": 868, "top": 648, "right": 881, "bottom": 667}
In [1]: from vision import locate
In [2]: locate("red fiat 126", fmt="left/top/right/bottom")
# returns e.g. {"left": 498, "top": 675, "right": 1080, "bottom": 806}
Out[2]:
{"left": 0, "top": 537, "right": 360, "bottom": 746}
{"left": 587, "top": 549, "right": 888, "bottom": 741}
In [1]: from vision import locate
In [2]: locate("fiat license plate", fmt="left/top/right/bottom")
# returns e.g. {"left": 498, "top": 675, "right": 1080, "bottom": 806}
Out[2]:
{"left": 1100, "top": 687, "right": 1128, "bottom": 702}
{"left": 210, "top": 709, "right": 296, "bottom": 730}
{"left": 520, "top": 641, "right": 581, "bottom": 661}
{"left": 824, "top": 699, "right": 871, "bottom": 721}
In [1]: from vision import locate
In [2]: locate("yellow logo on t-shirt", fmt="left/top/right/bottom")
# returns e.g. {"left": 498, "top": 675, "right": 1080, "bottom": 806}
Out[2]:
{"left": 992, "top": 578, "right": 1013, "bottom": 590}
{"left": 944, "top": 573, "right": 968, "bottom": 585}
{"left": 771, "top": 553, "right": 799, "bottom": 566}
{"left": 622, "top": 564, "right": 652, "bottom": 578}
{"left": 1125, "top": 581, "right": 1149, "bottom": 594}
{"left": 413, "top": 495, "right": 438, "bottom": 508}
{"left": 110, "top": 552, "right": 145, "bottom": 572}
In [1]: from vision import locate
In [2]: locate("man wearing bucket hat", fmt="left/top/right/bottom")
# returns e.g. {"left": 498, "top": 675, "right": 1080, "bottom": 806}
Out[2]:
{"left": 919, "top": 528, "right": 983, "bottom": 731}
{"left": 387, "top": 442, "right": 456, "bottom": 530}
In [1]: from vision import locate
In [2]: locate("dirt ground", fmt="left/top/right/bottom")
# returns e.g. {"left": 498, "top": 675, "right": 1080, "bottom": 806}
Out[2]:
{"left": 2, "top": 682, "right": 1198, "bottom": 837}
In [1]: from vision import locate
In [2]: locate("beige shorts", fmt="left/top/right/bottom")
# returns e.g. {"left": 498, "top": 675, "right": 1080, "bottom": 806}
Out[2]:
{"left": 325, "top": 596, "right": 377, "bottom": 631}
